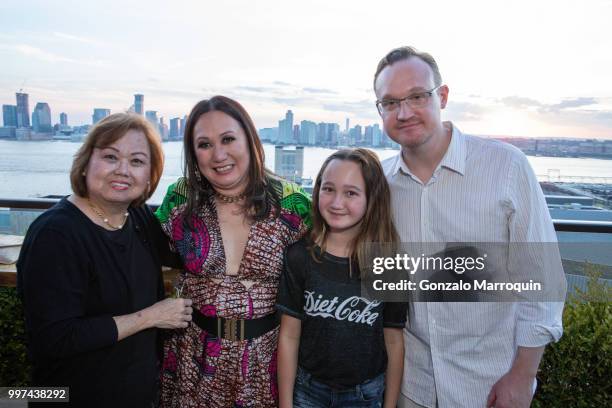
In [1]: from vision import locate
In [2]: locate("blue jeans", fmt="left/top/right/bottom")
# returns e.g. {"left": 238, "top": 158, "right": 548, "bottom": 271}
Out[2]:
{"left": 293, "top": 366, "right": 384, "bottom": 407}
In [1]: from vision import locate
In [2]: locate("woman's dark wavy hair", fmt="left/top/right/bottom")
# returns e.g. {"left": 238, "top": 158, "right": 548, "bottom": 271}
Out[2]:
{"left": 181, "top": 95, "right": 281, "bottom": 227}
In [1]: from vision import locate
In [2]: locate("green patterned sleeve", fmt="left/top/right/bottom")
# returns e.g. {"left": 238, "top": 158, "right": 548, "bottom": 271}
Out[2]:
{"left": 155, "top": 178, "right": 188, "bottom": 226}
{"left": 279, "top": 181, "right": 312, "bottom": 228}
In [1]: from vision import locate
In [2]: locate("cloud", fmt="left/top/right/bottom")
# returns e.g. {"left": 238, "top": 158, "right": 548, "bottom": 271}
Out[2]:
{"left": 52, "top": 32, "right": 106, "bottom": 46}
{"left": 0, "top": 43, "right": 108, "bottom": 67}
{"left": 322, "top": 100, "right": 377, "bottom": 118}
{"left": 273, "top": 80, "right": 292, "bottom": 86}
{"left": 445, "top": 101, "right": 487, "bottom": 121}
{"left": 539, "top": 108, "right": 612, "bottom": 130}
{"left": 0, "top": 43, "right": 77, "bottom": 63}
{"left": 272, "top": 96, "right": 314, "bottom": 106}
{"left": 501, "top": 95, "right": 599, "bottom": 112}
{"left": 137, "top": 87, "right": 210, "bottom": 100}
{"left": 237, "top": 85, "right": 275, "bottom": 93}
{"left": 500, "top": 96, "right": 542, "bottom": 109}
{"left": 549, "top": 97, "right": 597, "bottom": 110}
{"left": 303, "top": 87, "right": 337, "bottom": 94}
{"left": 595, "top": 111, "right": 612, "bottom": 120}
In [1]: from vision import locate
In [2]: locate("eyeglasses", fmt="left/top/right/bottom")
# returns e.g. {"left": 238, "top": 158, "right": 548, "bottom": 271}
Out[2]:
{"left": 376, "top": 85, "right": 442, "bottom": 115}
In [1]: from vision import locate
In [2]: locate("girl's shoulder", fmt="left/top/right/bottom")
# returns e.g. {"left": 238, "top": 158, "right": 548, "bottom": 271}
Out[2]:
{"left": 285, "top": 236, "right": 312, "bottom": 265}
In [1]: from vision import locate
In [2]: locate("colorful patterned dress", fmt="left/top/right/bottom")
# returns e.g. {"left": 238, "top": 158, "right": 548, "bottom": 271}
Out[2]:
{"left": 155, "top": 178, "right": 311, "bottom": 408}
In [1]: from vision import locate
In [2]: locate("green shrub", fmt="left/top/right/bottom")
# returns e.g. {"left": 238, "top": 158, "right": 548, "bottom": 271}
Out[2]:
{"left": 534, "top": 264, "right": 611, "bottom": 407}
{"left": 0, "top": 287, "right": 31, "bottom": 386}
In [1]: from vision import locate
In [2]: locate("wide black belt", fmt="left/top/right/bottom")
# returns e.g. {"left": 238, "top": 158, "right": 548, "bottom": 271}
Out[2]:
{"left": 192, "top": 309, "right": 279, "bottom": 341}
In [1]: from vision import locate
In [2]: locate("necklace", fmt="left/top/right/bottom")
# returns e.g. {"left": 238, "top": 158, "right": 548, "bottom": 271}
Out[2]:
{"left": 88, "top": 199, "right": 129, "bottom": 230}
{"left": 214, "top": 191, "right": 246, "bottom": 204}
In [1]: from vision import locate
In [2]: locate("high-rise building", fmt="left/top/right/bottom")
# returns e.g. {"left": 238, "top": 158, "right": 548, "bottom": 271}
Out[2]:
{"left": 300, "top": 120, "right": 317, "bottom": 145}
{"left": 180, "top": 115, "right": 187, "bottom": 137}
{"left": 278, "top": 110, "right": 294, "bottom": 144}
{"left": 345, "top": 118, "right": 350, "bottom": 132}
{"left": 60, "top": 112, "right": 68, "bottom": 126}
{"left": 259, "top": 127, "right": 278, "bottom": 142}
{"left": 317, "top": 122, "right": 328, "bottom": 145}
{"left": 372, "top": 124, "right": 382, "bottom": 147}
{"left": 2, "top": 105, "right": 17, "bottom": 127}
{"left": 275, "top": 146, "right": 304, "bottom": 182}
{"left": 16, "top": 92, "right": 30, "bottom": 128}
{"left": 349, "top": 124, "right": 363, "bottom": 145}
{"left": 293, "top": 124, "right": 300, "bottom": 143}
{"left": 159, "top": 117, "right": 168, "bottom": 141}
{"left": 364, "top": 125, "right": 373, "bottom": 146}
{"left": 134, "top": 94, "right": 144, "bottom": 115}
{"left": 145, "top": 111, "right": 158, "bottom": 128}
{"left": 92, "top": 108, "right": 111, "bottom": 124}
{"left": 317, "top": 122, "right": 339, "bottom": 145}
{"left": 32, "top": 102, "right": 52, "bottom": 133}
{"left": 169, "top": 117, "right": 180, "bottom": 140}
{"left": 328, "top": 123, "right": 340, "bottom": 146}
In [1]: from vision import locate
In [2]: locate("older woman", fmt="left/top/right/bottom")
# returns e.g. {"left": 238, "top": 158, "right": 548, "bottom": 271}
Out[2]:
{"left": 17, "top": 113, "right": 192, "bottom": 407}
{"left": 156, "top": 96, "right": 311, "bottom": 407}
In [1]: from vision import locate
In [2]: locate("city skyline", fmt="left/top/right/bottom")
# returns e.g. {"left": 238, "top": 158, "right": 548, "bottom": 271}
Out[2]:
{"left": 1, "top": 1, "right": 612, "bottom": 139}
{"left": 1, "top": 90, "right": 394, "bottom": 147}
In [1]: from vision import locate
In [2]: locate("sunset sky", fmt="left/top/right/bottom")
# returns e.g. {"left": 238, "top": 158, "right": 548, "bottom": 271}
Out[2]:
{"left": 1, "top": 0, "right": 611, "bottom": 139}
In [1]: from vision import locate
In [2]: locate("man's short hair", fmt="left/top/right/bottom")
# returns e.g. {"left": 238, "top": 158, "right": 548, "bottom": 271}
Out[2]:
{"left": 373, "top": 46, "right": 443, "bottom": 91}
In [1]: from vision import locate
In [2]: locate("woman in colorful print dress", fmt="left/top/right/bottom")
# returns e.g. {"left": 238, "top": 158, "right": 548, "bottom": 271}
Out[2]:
{"left": 156, "top": 96, "right": 311, "bottom": 408}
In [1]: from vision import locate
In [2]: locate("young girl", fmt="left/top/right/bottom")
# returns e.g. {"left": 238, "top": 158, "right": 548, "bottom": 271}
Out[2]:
{"left": 277, "top": 148, "right": 406, "bottom": 408}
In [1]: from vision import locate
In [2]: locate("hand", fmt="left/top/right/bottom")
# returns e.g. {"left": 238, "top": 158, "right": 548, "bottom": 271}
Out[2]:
{"left": 486, "top": 368, "right": 535, "bottom": 408}
{"left": 147, "top": 298, "right": 193, "bottom": 329}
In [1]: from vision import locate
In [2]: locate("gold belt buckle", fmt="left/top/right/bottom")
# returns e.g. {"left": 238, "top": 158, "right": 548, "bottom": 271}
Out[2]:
{"left": 222, "top": 318, "right": 245, "bottom": 341}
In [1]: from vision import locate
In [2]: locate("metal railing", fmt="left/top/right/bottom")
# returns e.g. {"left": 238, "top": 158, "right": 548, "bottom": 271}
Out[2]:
{"left": 2, "top": 197, "right": 612, "bottom": 233}
{"left": 2, "top": 197, "right": 611, "bottom": 298}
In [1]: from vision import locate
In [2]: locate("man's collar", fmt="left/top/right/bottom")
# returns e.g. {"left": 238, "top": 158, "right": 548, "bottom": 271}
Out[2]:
{"left": 438, "top": 122, "right": 466, "bottom": 176}
{"left": 391, "top": 121, "right": 466, "bottom": 177}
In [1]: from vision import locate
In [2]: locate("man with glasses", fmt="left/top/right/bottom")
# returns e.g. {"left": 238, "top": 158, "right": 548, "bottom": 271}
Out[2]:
{"left": 375, "top": 46, "right": 565, "bottom": 408}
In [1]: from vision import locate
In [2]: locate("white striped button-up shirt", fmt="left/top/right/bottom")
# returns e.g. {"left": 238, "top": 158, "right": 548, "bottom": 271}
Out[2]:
{"left": 382, "top": 123, "right": 565, "bottom": 408}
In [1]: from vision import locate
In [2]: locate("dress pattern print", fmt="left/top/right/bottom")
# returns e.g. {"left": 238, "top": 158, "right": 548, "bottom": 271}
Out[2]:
{"left": 156, "top": 178, "right": 311, "bottom": 407}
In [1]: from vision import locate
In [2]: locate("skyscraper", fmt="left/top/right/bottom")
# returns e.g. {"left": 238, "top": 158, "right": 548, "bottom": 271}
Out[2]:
{"left": 170, "top": 117, "right": 180, "bottom": 140}
{"left": 2, "top": 105, "right": 17, "bottom": 127}
{"left": 134, "top": 94, "right": 144, "bottom": 115}
{"left": 278, "top": 110, "right": 294, "bottom": 144}
{"left": 32, "top": 103, "right": 52, "bottom": 133}
{"left": 349, "top": 124, "right": 363, "bottom": 145}
{"left": 60, "top": 112, "right": 68, "bottom": 126}
{"left": 300, "top": 120, "right": 317, "bottom": 145}
{"left": 259, "top": 127, "right": 279, "bottom": 142}
{"left": 180, "top": 115, "right": 187, "bottom": 137}
{"left": 145, "top": 111, "right": 158, "bottom": 129}
{"left": 317, "top": 122, "right": 328, "bottom": 145}
{"left": 293, "top": 124, "right": 300, "bottom": 143}
{"left": 16, "top": 92, "right": 30, "bottom": 128}
{"left": 92, "top": 108, "right": 111, "bottom": 124}
{"left": 372, "top": 124, "right": 382, "bottom": 147}
{"left": 364, "top": 125, "right": 374, "bottom": 146}
{"left": 159, "top": 117, "right": 168, "bottom": 141}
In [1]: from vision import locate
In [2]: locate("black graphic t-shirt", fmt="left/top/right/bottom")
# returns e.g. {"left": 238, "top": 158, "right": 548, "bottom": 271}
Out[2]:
{"left": 277, "top": 238, "right": 408, "bottom": 388}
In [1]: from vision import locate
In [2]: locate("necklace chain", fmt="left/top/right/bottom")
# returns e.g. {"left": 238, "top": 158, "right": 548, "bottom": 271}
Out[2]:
{"left": 88, "top": 199, "right": 129, "bottom": 230}
{"left": 214, "top": 191, "right": 246, "bottom": 204}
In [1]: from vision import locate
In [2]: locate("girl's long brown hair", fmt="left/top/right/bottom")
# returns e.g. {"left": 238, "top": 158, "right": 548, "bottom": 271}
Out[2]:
{"left": 310, "top": 148, "right": 399, "bottom": 275}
